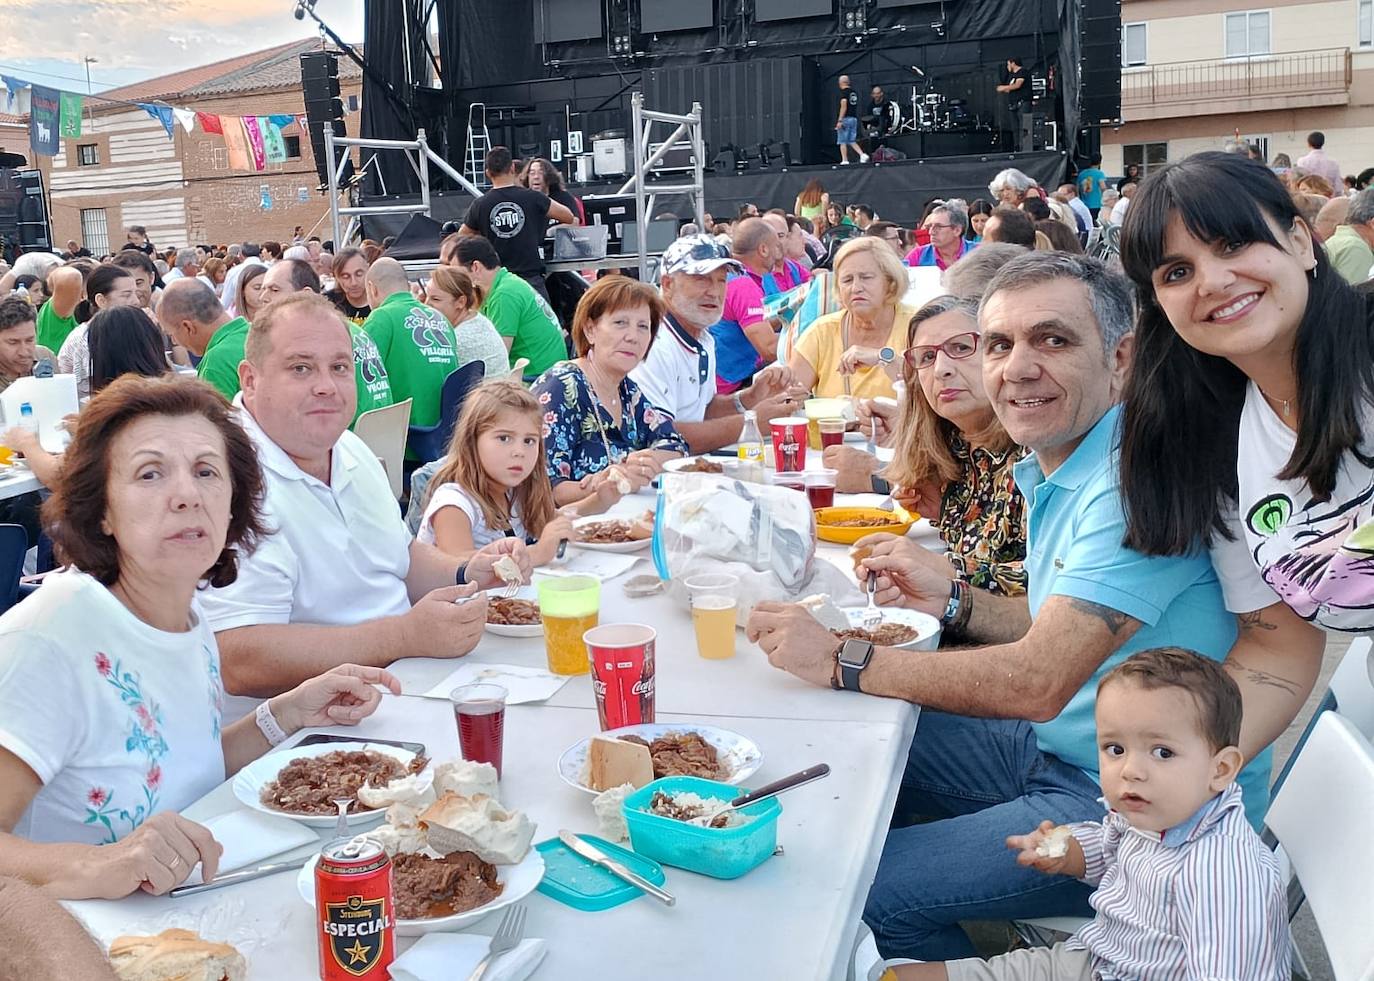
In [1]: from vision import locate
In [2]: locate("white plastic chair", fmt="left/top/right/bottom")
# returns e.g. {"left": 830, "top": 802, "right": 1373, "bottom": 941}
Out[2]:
{"left": 507, "top": 357, "right": 530, "bottom": 380}
{"left": 353, "top": 397, "right": 412, "bottom": 500}
{"left": 1267, "top": 711, "right": 1374, "bottom": 981}
{"left": 1329, "top": 636, "right": 1374, "bottom": 738}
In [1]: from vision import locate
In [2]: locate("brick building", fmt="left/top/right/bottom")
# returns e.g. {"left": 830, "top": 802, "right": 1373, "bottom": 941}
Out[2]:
{"left": 40, "top": 39, "right": 362, "bottom": 254}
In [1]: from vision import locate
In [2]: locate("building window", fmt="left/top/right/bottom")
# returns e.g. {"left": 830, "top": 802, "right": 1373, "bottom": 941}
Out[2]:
{"left": 212, "top": 147, "right": 229, "bottom": 171}
{"left": 1361, "top": 0, "right": 1372, "bottom": 46}
{"left": 80, "top": 208, "right": 109, "bottom": 257}
{"left": 1122, "top": 22, "right": 1147, "bottom": 67}
{"left": 77, "top": 144, "right": 99, "bottom": 166}
{"left": 284, "top": 135, "right": 302, "bottom": 159}
{"left": 1242, "top": 134, "right": 1271, "bottom": 161}
{"left": 1123, "top": 142, "right": 1169, "bottom": 176}
{"left": 1225, "top": 10, "right": 1271, "bottom": 58}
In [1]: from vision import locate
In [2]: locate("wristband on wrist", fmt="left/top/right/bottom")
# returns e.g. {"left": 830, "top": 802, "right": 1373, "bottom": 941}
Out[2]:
{"left": 732, "top": 393, "right": 747, "bottom": 415}
{"left": 255, "top": 700, "right": 288, "bottom": 746}
{"left": 455, "top": 562, "right": 469, "bottom": 586}
{"left": 950, "top": 580, "right": 974, "bottom": 635}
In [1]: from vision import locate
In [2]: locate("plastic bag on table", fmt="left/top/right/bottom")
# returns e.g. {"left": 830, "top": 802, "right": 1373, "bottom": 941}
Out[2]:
{"left": 651, "top": 472, "right": 863, "bottom": 624}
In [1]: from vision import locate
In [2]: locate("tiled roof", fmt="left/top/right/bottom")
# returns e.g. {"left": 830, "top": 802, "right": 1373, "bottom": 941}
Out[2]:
{"left": 98, "top": 38, "right": 357, "bottom": 105}
{"left": 0, "top": 112, "right": 25, "bottom": 127}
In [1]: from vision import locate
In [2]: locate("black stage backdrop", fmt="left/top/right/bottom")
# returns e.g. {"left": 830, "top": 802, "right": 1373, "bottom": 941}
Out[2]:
{"left": 360, "top": 0, "right": 425, "bottom": 196}
{"left": 360, "top": 151, "right": 1068, "bottom": 243}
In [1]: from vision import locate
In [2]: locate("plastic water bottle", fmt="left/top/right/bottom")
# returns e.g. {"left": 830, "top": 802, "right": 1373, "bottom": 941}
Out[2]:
{"left": 17, "top": 403, "right": 37, "bottom": 435}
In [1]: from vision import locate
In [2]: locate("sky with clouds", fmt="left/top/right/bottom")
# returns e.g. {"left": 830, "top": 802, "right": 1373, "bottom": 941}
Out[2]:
{"left": 0, "top": 0, "right": 365, "bottom": 95}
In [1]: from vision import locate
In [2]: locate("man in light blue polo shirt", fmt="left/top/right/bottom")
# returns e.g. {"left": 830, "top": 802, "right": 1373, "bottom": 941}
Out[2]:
{"left": 746, "top": 252, "right": 1291, "bottom": 962}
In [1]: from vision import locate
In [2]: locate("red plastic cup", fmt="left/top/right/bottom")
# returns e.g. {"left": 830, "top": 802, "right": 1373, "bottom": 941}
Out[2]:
{"left": 770, "top": 416, "right": 808, "bottom": 472}
{"left": 584, "top": 623, "right": 656, "bottom": 730}
{"left": 450, "top": 683, "right": 507, "bottom": 778}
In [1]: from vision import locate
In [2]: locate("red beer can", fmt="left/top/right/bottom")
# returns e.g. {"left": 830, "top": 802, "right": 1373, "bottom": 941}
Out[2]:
{"left": 315, "top": 835, "right": 395, "bottom": 981}
{"left": 584, "top": 623, "right": 656, "bottom": 730}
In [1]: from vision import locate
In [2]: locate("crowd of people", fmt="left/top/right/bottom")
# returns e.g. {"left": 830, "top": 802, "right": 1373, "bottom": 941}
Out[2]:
{"left": 0, "top": 135, "right": 1368, "bottom": 978}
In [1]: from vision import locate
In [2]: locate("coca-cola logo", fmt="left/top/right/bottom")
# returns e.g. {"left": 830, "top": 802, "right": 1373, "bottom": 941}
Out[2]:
{"left": 631, "top": 678, "right": 655, "bottom": 696}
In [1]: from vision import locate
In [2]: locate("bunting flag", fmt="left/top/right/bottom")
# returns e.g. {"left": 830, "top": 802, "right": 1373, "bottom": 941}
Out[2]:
{"left": 195, "top": 111, "right": 223, "bottom": 135}
{"left": 28, "top": 86, "right": 60, "bottom": 157}
{"left": 1, "top": 75, "right": 31, "bottom": 115}
{"left": 222, "top": 116, "right": 251, "bottom": 170}
{"left": 59, "top": 91, "right": 83, "bottom": 139}
{"left": 241, "top": 115, "right": 267, "bottom": 171}
{"left": 138, "top": 103, "right": 175, "bottom": 139}
{"left": 268, "top": 113, "right": 295, "bottom": 130}
{"left": 260, "top": 116, "right": 287, "bottom": 164}
{"left": 172, "top": 108, "right": 196, "bottom": 134}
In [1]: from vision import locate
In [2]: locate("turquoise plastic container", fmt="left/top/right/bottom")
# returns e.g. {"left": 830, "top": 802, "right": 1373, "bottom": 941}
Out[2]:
{"left": 534, "top": 834, "right": 669, "bottom": 911}
{"left": 622, "top": 775, "right": 781, "bottom": 879}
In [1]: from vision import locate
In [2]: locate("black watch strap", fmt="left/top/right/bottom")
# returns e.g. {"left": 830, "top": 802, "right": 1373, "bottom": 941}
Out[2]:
{"left": 841, "top": 658, "right": 866, "bottom": 693}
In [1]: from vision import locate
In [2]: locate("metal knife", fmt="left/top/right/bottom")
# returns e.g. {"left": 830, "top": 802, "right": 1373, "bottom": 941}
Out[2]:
{"left": 557, "top": 830, "right": 675, "bottom": 907}
{"left": 168, "top": 859, "right": 301, "bottom": 898}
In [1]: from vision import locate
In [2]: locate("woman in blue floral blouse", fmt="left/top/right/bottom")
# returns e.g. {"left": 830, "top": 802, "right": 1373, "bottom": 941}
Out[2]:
{"left": 532, "top": 276, "right": 687, "bottom": 505}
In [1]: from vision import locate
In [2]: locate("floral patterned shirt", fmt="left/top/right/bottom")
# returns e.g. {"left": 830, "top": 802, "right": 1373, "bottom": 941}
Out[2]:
{"left": 531, "top": 360, "right": 688, "bottom": 485}
{"left": 940, "top": 437, "right": 1028, "bottom": 596}
{"left": 0, "top": 569, "right": 224, "bottom": 845}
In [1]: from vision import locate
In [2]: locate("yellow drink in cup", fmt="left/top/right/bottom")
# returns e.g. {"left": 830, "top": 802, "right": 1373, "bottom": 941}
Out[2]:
{"left": 684, "top": 573, "right": 740, "bottom": 660}
{"left": 0, "top": 445, "right": 13, "bottom": 466}
{"left": 537, "top": 575, "right": 600, "bottom": 675}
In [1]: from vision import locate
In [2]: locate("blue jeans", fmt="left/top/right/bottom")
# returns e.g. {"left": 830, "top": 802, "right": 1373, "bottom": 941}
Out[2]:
{"left": 862, "top": 712, "right": 1102, "bottom": 961}
{"left": 836, "top": 116, "right": 859, "bottom": 145}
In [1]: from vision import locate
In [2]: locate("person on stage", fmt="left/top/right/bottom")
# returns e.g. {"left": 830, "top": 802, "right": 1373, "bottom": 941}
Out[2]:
{"left": 835, "top": 75, "right": 869, "bottom": 165}
{"left": 867, "top": 86, "right": 900, "bottom": 141}
{"left": 995, "top": 57, "right": 1032, "bottom": 152}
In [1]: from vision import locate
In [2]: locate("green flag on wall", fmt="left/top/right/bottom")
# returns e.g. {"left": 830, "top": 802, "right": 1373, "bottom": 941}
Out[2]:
{"left": 59, "top": 91, "right": 83, "bottom": 139}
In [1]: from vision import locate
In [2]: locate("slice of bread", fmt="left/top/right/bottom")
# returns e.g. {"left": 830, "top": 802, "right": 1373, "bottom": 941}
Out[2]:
{"left": 109, "top": 928, "right": 246, "bottom": 981}
{"left": 586, "top": 735, "right": 655, "bottom": 791}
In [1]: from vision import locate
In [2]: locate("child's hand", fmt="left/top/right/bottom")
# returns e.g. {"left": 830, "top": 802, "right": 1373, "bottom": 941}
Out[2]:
{"left": 534, "top": 513, "right": 575, "bottom": 564}
{"left": 1006, "top": 820, "right": 1083, "bottom": 877}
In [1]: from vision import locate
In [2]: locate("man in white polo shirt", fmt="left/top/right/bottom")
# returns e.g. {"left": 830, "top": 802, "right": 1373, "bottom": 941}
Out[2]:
{"left": 631, "top": 235, "right": 802, "bottom": 453}
{"left": 201, "top": 292, "right": 531, "bottom": 700}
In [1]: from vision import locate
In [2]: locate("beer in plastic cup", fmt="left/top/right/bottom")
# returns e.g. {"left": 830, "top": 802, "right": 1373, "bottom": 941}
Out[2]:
{"left": 450, "top": 683, "right": 507, "bottom": 778}
{"left": 537, "top": 575, "right": 600, "bottom": 675}
{"left": 584, "top": 623, "right": 656, "bottom": 729}
{"left": 684, "top": 573, "right": 739, "bottom": 660}
{"left": 769, "top": 417, "right": 808, "bottom": 472}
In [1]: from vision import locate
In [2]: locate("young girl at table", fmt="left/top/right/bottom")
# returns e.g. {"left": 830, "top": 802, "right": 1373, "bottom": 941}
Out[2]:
{"left": 417, "top": 380, "right": 605, "bottom": 566}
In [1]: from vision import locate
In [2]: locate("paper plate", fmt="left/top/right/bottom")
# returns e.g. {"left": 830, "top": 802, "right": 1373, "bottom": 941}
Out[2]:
{"left": 569, "top": 516, "right": 652, "bottom": 553}
{"left": 814, "top": 506, "right": 916, "bottom": 545}
{"left": 838, "top": 607, "right": 942, "bottom": 651}
{"left": 662, "top": 456, "right": 728, "bottom": 475}
{"left": 557, "top": 723, "right": 763, "bottom": 796}
{"left": 231, "top": 741, "right": 432, "bottom": 829}
{"left": 296, "top": 846, "right": 545, "bottom": 937}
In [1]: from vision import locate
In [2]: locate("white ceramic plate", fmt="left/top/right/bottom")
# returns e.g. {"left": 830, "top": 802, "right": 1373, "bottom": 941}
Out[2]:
{"left": 296, "top": 846, "right": 545, "bottom": 937}
{"left": 661, "top": 456, "right": 729, "bottom": 475}
{"left": 231, "top": 741, "right": 433, "bottom": 829}
{"left": 557, "top": 723, "right": 764, "bottom": 796}
{"left": 485, "top": 588, "right": 544, "bottom": 638}
{"left": 838, "top": 607, "right": 942, "bottom": 651}
{"left": 569, "top": 516, "right": 652, "bottom": 553}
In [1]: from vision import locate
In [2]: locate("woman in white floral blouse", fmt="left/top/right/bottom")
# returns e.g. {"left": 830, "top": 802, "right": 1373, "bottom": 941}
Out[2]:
{"left": 0, "top": 375, "right": 398, "bottom": 900}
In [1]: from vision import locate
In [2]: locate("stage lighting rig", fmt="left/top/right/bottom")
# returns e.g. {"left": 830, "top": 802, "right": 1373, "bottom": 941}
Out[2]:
{"left": 293, "top": 0, "right": 317, "bottom": 21}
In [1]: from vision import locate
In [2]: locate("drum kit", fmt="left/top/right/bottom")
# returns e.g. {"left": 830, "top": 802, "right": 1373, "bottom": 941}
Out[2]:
{"left": 903, "top": 87, "right": 982, "bottom": 133}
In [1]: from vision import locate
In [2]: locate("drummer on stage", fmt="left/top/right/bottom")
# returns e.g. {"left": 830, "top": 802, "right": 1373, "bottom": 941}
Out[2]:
{"left": 867, "top": 86, "right": 900, "bottom": 140}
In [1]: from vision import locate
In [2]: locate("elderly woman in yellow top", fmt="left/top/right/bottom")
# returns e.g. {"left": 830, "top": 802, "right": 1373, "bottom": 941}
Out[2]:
{"left": 786, "top": 237, "right": 916, "bottom": 400}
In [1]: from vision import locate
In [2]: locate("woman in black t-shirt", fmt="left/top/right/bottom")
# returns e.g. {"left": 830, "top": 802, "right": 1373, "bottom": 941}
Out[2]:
{"left": 521, "top": 158, "right": 583, "bottom": 224}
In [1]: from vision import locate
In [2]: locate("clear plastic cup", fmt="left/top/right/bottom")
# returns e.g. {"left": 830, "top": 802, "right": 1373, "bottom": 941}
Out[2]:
{"left": 537, "top": 575, "right": 600, "bottom": 675}
{"left": 684, "top": 573, "right": 740, "bottom": 660}
{"left": 803, "top": 468, "right": 839, "bottom": 509}
{"left": 450, "top": 682, "right": 507, "bottom": 777}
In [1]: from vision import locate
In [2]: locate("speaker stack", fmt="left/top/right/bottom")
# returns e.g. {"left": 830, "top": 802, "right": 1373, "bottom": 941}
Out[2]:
{"left": 300, "top": 51, "right": 353, "bottom": 186}
{"left": 1079, "top": 0, "right": 1123, "bottom": 126}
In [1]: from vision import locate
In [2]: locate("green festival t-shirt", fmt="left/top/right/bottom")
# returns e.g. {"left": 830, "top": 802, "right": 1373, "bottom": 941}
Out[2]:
{"left": 195, "top": 316, "right": 249, "bottom": 400}
{"left": 361, "top": 292, "right": 456, "bottom": 428}
{"left": 350, "top": 324, "right": 394, "bottom": 427}
{"left": 36, "top": 302, "right": 79, "bottom": 353}
{"left": 481, "top": 268, "right": 566, "bottom": 378}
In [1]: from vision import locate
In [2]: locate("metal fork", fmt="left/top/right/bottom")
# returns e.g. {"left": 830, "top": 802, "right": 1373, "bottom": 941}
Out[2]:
{"left": 466, "top": 905, "right": 527, "bottom": 981}
{"left": 863, "top": 571, "right": 883, "bottom": 630}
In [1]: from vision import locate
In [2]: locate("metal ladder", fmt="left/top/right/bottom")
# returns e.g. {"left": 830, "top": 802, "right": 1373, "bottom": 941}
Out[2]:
{"left": 464, "top": 103, "right": 492, "bottom": 190}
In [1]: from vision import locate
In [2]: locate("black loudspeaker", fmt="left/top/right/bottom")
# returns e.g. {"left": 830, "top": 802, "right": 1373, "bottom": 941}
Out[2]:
{"left": 1080, "top": 0, "right": 1122, "bottom": 126}
{"left": 300, "top": 52, "right": 353, "bottom": 186}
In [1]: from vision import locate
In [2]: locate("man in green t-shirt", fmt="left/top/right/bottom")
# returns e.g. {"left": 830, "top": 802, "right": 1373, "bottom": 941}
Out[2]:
{"left": 35, "top": 265, "right": 83, "bottom": 352}
{"left": 156, "top": 279, "right": 250, "bottom": 399}
{"left": 450, "top": 235, "right": 566, "bottom": 378}
{"left": 362, "top": 258, "right": 459, "bottom": 429}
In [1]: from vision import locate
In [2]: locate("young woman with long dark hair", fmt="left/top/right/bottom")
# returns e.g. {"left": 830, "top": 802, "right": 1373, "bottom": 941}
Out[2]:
{"left": 1117, "top": 150, "right": 1343, "bottom": 753}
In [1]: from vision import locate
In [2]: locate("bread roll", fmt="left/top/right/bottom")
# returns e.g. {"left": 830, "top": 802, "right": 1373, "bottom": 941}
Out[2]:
{"left": 109, "top": 928, "right": 246, "bottom": 981}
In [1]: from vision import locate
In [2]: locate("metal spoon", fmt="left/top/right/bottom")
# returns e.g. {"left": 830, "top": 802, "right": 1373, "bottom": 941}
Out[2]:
{"left": 691, "top": 763, "right": 831, "bottom": 827}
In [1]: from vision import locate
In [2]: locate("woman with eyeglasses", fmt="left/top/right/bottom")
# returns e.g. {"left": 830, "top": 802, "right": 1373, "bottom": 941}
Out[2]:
{"left": 850, "top": 295, "right": 1027, "bottom": 621}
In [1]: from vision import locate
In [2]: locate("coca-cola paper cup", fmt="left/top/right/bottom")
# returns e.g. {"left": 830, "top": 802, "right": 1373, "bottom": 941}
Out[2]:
{"left": 770, "top": 416, "right": 808, "bottom": 472}
{"left": 583, "top": 623, "right": 656, "bottom": 730}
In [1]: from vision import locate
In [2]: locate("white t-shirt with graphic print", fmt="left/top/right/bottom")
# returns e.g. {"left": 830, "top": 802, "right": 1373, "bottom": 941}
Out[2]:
{"left": 0, "top": 569, "right": 225, "bottom": 845}
{"left": 417, "top": 482, "right": 529, "bottom": 548}
{"left": 1228, "top": 381, "right": 1374, "bottom": 632}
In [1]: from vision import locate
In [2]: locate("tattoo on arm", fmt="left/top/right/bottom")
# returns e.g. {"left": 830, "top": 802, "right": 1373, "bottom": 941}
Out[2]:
{"left": 1239, "top": 610, "right": 1278, "bottom": 631}
{"left": 1227, "top": 656, "right": 1302, "bottom": 696}
{"left": 1065, "top": 597, "right": 1138, "bottom": 635}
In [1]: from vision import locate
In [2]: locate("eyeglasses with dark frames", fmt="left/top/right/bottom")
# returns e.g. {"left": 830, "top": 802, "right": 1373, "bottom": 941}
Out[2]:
{"left": 905, "top": 331, "right": 980, "bottom": 370}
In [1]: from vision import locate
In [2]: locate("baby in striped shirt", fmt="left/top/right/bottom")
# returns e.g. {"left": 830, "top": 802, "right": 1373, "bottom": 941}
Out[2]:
{"left": 887, "top": 647, "right": 1292, "bottom": 981}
